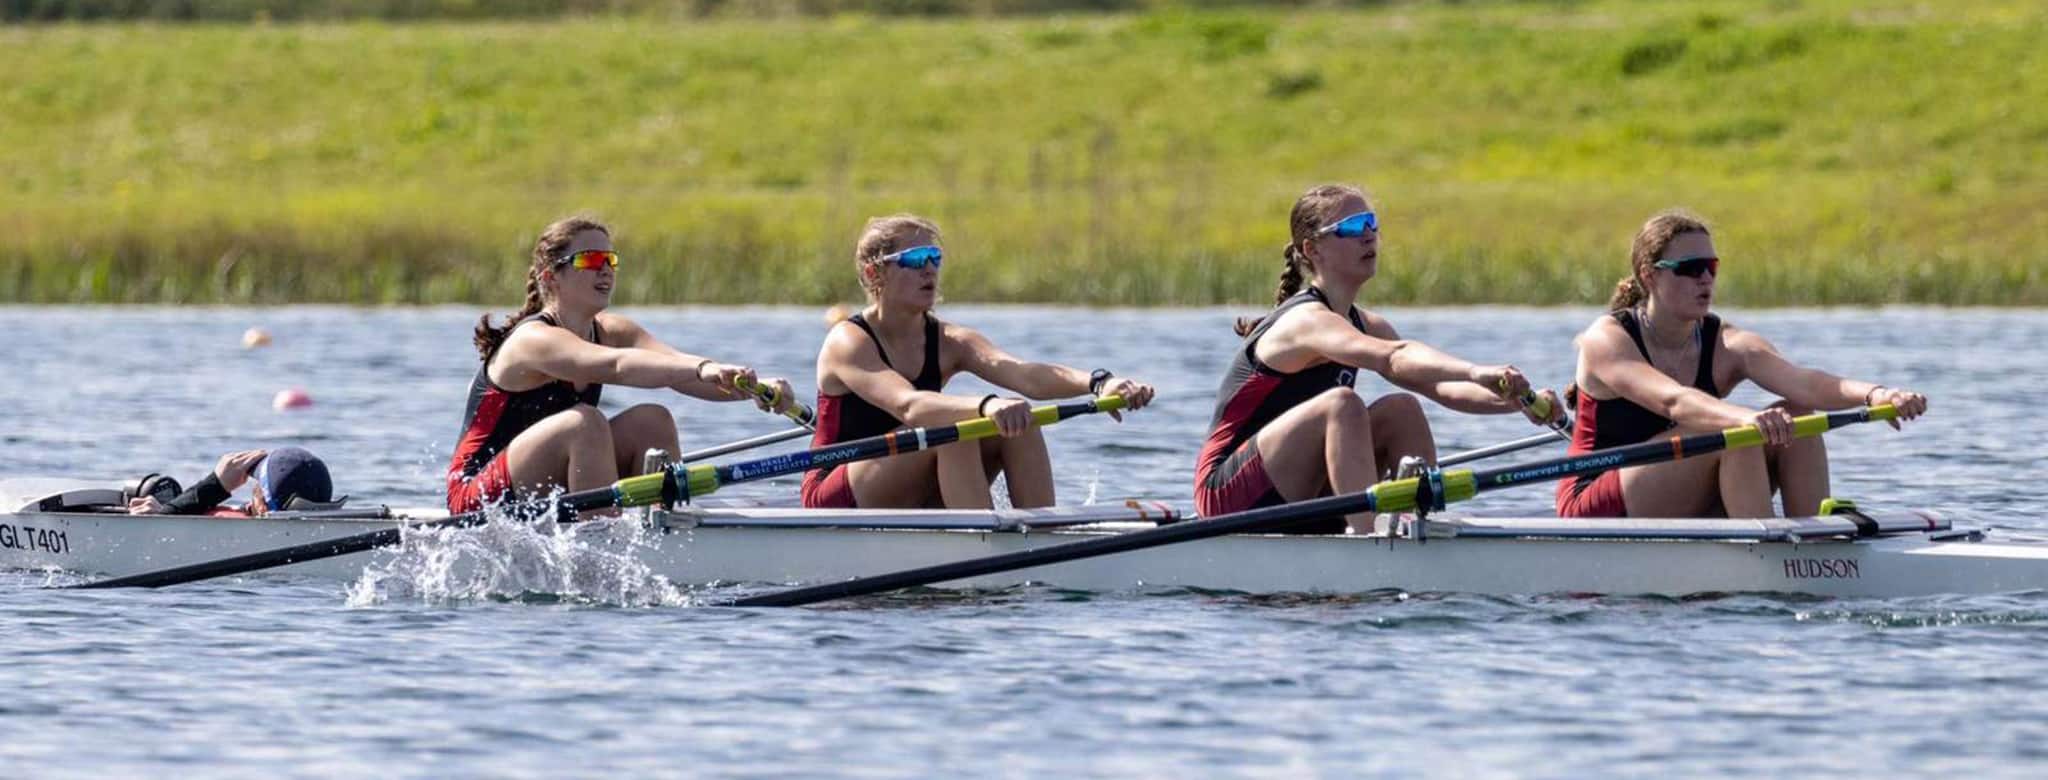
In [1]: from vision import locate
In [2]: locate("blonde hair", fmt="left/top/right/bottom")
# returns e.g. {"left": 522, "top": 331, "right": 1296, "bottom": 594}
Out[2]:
{"left": 853, "top": 213, "right": 942, "bottom": 301}
{"left": 1234, "top": 184, "right": 1369, "bottom": 336}
{"left": 1611, "top": 210, "right": 1710, "bottom": 311}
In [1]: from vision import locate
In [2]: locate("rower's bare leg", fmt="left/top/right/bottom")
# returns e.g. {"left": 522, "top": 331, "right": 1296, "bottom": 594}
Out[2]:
{"left": 978, "top": 428, "right": 1054, "bottom": 508}
{"left": 1367, "top": 393, "right": 1435, "bottom": 479}
{"left": 607, "top": 403, "right": 681, "bottom": 477}
{"left": 846, "top": 449, "right": 952, "bottom": 509}
{"left": 501, "top": 406, "right": 621, "bottom": 517}
{"left": 1253, "top": 388, "right": 1377, "bottom": 530}
{"left": 1716, "top": 446, "right": 1777, "bottom": 518}
{"left": 930, "top": 439, "right": 996, "bottom": 509}
{"left": 1616, "top": 454, "right": 1724, "bottom": 518}
{"left": 1764, "top": 402, "right": 1830, "bottom": 516}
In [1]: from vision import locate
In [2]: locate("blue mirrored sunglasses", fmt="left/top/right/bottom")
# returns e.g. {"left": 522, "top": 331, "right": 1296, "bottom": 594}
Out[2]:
{"left": 881, "top": 245, "right": 944, "bottom": 270}
{"left": 1316, "top": 211, "right": 1379, "bottom": 238}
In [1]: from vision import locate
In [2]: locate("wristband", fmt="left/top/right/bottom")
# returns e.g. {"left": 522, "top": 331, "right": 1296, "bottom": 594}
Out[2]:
{"left": 1088, "top": 368, "right": 1113, "bottom": 396}
{"left": 1864, "top": 385, "right": 1887, "bottom": 406}
{"left": 978, "top": 394, "right": 999, "bottom": 417}
{"left": 694, "top": 358, "right": 715, "bottom": 383}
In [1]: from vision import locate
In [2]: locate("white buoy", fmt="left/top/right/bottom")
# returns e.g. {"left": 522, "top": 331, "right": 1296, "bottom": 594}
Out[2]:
{"left": 242, "top": 327, "right": 273, "bottom": 349}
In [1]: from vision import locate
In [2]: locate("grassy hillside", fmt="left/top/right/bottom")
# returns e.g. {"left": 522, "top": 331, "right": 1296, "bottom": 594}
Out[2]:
{"left": 3, "top": 0, "right": 2044, "bottom": 305}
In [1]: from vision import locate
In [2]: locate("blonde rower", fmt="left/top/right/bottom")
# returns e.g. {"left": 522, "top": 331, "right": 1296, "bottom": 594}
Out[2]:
{"left": 802, "top": 214, "right": 1156, "bottom": 510}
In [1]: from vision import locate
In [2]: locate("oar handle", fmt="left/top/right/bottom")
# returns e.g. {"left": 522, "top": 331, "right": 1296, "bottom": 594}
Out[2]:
{"left": 734, "top": 375, "right": 817, "bottom": 428}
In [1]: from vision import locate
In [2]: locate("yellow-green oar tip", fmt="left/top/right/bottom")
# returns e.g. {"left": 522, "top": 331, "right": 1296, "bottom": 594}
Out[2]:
{"left": 1869, "top": 403, "right": 1898, "bottom": 422}
{"left": 1097, "top": 394, "right": 1128, "bottom": 412}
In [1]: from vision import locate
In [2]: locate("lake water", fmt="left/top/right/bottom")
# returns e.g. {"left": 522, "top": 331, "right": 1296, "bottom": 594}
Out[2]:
{"left": 3, "top": 305, "right": 2045, "bottom": 777}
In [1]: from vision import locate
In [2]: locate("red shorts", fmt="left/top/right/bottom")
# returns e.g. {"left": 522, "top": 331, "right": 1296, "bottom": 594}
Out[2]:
{"left": 1195, "top": 444, "right": 1278, "bottom": 517}
{"left": 446, "top": 452, "right": 514, "bottom": 514}
{"left": 1555, "top": 470, "right": 1627, "bottom": 518}
{"left": 800, "top": 466, "right": 857, "bottom": 509}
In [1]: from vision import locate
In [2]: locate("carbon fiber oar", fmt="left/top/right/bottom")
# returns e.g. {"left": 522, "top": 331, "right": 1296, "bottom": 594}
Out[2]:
{"left": 72, "top": 396, "right": 1125, "bottom": 590}
{"left": 730, "top": 404, "right": 1897, "bottom": 607}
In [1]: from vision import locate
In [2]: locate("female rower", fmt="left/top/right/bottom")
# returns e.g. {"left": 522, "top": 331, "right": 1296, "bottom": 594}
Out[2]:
{"left": 1556, "top": 210, "right": 1929, "bottom": 519}
{"left": 802, "top": 214, "right": 1156, "bottom": 510}
{"left": 447, "top": 216, "right": 794, "bottom": 514}
{"left": 1197, "top": 184, "right": 1563, "bottom": 532}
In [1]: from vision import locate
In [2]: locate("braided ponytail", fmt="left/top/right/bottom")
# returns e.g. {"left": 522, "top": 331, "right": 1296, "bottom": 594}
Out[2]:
{"left": 473, "top": 217, "right": 609, "bottom": 360}
{"left": 1233, "top": 184, "right": 1363, "bottom": 337}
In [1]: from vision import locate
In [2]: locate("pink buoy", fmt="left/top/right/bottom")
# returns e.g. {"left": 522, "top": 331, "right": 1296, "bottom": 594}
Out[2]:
{"left": 273, "top": 388, "right": 314, "bottom": 411}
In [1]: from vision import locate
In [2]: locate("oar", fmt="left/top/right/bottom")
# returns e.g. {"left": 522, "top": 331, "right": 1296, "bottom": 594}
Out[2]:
{"left": 1440, "top": 390, "right": 1575, "bottom": 468}
{"left": 729, "top": 404, "right": 1898, "bottom": 607}
{"left": 680, "top": 427, "right": 812, "bottom": 463}
{"left": 72, "top": 396, "right": 1127, "bottom": 590}
{"left": 678, "top": 377, "right": 819, "bottom": 463}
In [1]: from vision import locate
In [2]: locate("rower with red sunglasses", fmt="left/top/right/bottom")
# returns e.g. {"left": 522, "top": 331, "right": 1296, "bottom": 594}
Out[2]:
{"left": 801, "top": 213, "right": 1156, "bottom": 511}
{"left": 447, "top": 217, "right": 796, "bottom": 515}
{"left": 1195, "top": 184, "right": 1564, "bottom": 534}
{"left": 1557, "top": 210, "right": 1929, "bottom": 519}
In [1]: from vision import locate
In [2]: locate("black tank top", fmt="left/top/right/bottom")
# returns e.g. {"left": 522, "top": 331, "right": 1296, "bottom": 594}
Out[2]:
{"left": 1196, "top": 287, "right": 1371, "bottom": 474}
{"left": 1568, "top": 309, "right": 1723, "bottom": 456}
{"left": 809, "top": 312, "right": 944, "bottom": 449}
{"left": 447, "top": 312, "right": 605, "bottom": 480}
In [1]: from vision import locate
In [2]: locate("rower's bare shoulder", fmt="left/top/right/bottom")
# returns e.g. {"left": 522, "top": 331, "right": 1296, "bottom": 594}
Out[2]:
{"left": 1355, "top": 308, "right": 1399, "bottom": 339}
{"left": 818, "top": 320, "right": 872, "bottom": 362}
{"left": 592, "top": 311, "right": 646, "bottom": 345}
{"left": 1576, "top": 316, "right": 1636, "bottom": 358}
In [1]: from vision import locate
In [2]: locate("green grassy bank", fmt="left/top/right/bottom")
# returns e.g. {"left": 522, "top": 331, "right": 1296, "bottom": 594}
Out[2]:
{"left": 3, "top": 0, "right": 2045, "bottom": 306}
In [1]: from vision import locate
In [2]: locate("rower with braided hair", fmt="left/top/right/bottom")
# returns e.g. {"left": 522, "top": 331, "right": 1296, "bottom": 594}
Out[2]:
{"left": 448, "top": 216, "right": 796, "bottom": 515}
{"left": 1197, "top": 184, "right": 1563, "bottom": 533}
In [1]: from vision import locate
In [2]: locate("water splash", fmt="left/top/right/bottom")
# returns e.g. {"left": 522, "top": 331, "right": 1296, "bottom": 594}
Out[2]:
{"left": 345, "top": 505, "right": 695, "bottom": 608}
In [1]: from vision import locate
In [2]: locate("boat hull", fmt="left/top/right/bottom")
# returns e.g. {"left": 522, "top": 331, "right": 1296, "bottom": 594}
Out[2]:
{"left": 5, "top": 508, "right": 2046, "bottom": 598}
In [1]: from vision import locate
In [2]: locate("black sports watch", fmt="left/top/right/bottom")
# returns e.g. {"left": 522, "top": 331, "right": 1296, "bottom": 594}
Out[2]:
{"left": 1088, "top": 369, "right": 1114, "bottom": 396}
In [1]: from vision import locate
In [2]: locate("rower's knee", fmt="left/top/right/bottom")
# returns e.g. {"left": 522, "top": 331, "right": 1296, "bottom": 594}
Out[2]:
{"left": 1368, "top": 392, "right": 1423, "bottom": 423}
{"left": 1317, "top": 388, "right": 1371, "bottom": 433}
{"left": 611, "top": 403, "right": 676, "bottom": 433}
{"left": 547, "top": 405, "right": 614, "bottom": 445}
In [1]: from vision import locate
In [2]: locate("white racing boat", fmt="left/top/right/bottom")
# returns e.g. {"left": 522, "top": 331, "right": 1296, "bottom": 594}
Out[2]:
{"left": 6, "top": 478, "right": 2046, "bottom": 598}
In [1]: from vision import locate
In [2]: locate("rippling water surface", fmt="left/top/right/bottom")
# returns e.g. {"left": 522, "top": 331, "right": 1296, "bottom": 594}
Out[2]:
{"left": 4, "top": 306, "right": 2045, "bottom": 777}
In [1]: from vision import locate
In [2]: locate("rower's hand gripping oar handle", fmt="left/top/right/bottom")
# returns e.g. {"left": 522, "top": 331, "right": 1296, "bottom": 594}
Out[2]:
{"left": 733, "top": 375, "right": 817, "bottom": 429}
{"left": 1498, "top": 378, "right": 1570, "bottom": 433}
{"left": 619, "top": 395, "right": 1129, "bottom": 508}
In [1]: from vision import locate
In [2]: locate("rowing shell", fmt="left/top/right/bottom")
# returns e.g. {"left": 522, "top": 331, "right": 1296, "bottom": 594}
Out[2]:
{"left": 5, "top": 480, "right": 2044, "bottom": 598}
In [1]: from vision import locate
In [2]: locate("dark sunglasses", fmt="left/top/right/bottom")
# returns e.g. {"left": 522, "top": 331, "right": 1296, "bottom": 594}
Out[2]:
{"left": 1653, "top": 255, "right": 1719, "bottom": 278}
{"left": 1316, "top": 211, "right": 1378, "bottom": 239}
{"left": 880, "top": 245, "right": 943, "bottom": 270}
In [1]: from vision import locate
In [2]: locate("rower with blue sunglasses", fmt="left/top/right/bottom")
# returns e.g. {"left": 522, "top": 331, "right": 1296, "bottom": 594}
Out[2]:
{"left": 801, "top": 214, "right": 1157, "bottom": 511}
{"left": 1557, "top": 210, "right": 1929, "bottom": 520}
{"left": 1197, "top": 184, "right": 1566, "bottom": 534}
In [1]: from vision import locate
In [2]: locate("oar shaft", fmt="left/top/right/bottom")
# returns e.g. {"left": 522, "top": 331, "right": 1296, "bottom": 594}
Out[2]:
{"left": 679, "top": 427, "right": 812, "bottom": 463}
{"left": 1466, "top": 405, "right": 1896, "bottom": 497}
{"left": 1437, "top": 428, "right": 1569, "bottom": 467}
{"left": 638, "top": 397, "right": 1123, "bottom": 503}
